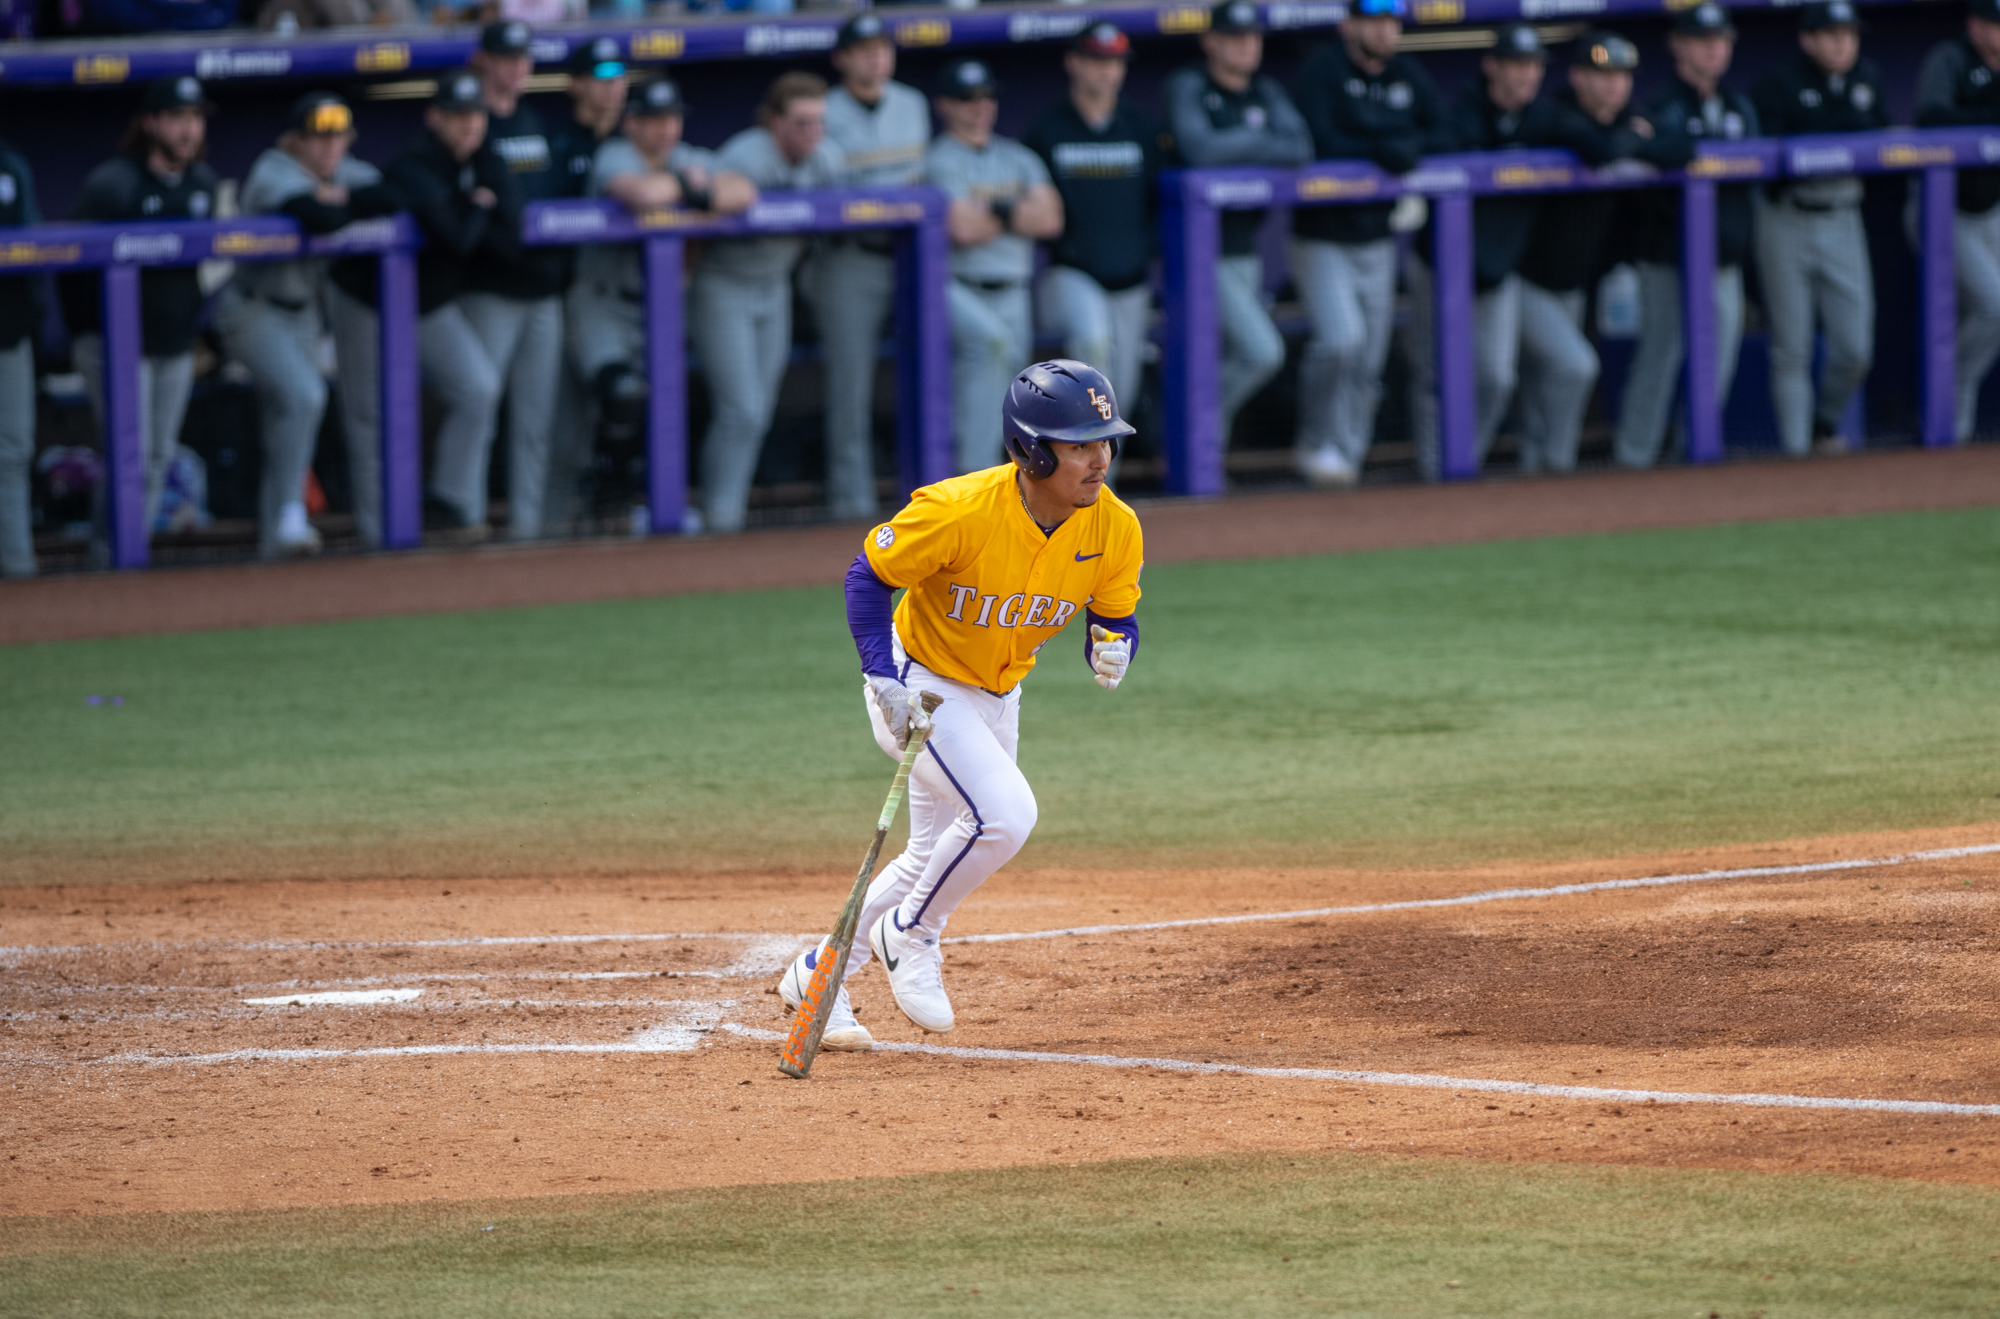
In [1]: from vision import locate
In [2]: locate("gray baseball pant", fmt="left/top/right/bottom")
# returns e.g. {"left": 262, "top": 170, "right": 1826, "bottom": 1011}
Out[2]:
{"left": 805, "top": 243, "right": 895, "bottom": 519}
{"left": 72, "top": 335, "right": 195, "bottom": 536}
{"left": 324, "top": 282, "right": 394, "bottom": 548}
{"left": 1612, "top": 262, "right": 1746, "bottom": 469}
{"left": 1514, "top": 282, "right": 1599, "bottom": 475}
{"left": 0, "top": 338, "right": 33, "bottom": 577}
{"left": 946, "top": 279, "right": 1032, "bottom": 474}
{"left": 459, "top": 291, "right": 563, "bottom": 539}
{"left": 1403, "top": 260, "right": 1522, "bottom": 482}
{"left": 216, "top": 293, "right": 328, "bottom": 556}
{"left": 1755, "top": 197, "right": 1873, "bottom": 456}
{"left": 1290, "top": 236, "right": 1397, "bottom": 469}
{"left": 689, "top": 267, "right": 793, "bottom": 534}
{"left": 1950, "top": 204, "right": 2000, "bottom": 442}
{"left": 1215, "top": 253, "right": 1286, "bottom": 445}
{"left": 1036, "top": 265, "right": 1150, "bottom": 422}
{"left": 417, "top": 301, "right": 504, "bottom": 528}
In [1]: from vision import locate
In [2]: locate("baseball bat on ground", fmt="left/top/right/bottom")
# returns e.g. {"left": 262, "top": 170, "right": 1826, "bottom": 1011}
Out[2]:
{"left": 778, "top": 689, "right": 944, "bottom": 1080}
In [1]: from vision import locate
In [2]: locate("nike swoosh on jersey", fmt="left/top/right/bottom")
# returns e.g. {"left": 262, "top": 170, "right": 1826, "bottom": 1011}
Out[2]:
{"left": 1075, "top": 551, "right": 1104, "bottom": 561}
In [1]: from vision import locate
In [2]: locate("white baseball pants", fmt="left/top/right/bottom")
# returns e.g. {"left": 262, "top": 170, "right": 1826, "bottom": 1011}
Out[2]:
{"left": 842, "top": 638, "right": 1037, "bottom": 984}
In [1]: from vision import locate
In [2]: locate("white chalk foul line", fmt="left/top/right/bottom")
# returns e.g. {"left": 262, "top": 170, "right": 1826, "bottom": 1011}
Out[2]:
{"left": 944, "top": 843, "right": 2000, "bottom": 946}
{"left": 714, "top": 1026, "right": 2000, "bottom": 1118}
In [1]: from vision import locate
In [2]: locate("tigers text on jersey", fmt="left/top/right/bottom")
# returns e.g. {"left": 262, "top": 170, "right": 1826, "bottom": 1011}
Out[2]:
{"left": 865, "top": 464, "right": 1143, "bottom": 694}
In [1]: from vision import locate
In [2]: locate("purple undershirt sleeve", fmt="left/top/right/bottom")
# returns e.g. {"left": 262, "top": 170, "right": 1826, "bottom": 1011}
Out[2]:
{"left": 1083, "top": 610, "right": 1139, "bottom": 670}
{"left": 846, "top": 552, "right": 898, "bottom": 679}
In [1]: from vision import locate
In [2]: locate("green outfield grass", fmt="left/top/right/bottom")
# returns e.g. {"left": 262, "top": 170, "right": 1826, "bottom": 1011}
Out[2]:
{"left": 3, "top": 1152, "right": 1997, "bottom": 1318}
{"left": 3, "top": 507, "right": 1999, "bottom": 885}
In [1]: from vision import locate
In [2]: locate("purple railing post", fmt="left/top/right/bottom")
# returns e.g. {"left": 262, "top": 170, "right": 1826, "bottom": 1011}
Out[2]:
{"left": 1919, "top": 164, "right": 1959, "bottom": 447}
{"left": 894, "top": 205, "right": 954, "bottom": 492}
{"left": 1159, "top": 172, "right": 1224, "bottom": 497}
{"left": 99, "top": 264, "right": 148, "bottom": 569}
{"left": 1680, "top": 177, "right": 1724, "bottom": 464}
{"left": 1431, "top": 192, "right": 1478, "bottom": 481}
{"left": 376, "top": 248, "right": 422, "bottom": 549}
{"left": 643, "top": 235, "right": 687, "bottom": 534}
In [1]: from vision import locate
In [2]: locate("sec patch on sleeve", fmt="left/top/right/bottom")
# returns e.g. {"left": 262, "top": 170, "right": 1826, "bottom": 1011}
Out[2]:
{"left": 874, "top": 525, "right": 896, "bottom": 549}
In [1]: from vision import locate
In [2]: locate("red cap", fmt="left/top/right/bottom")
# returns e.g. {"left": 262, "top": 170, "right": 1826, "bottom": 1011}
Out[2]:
{"left": 1073, "top": 22, "right": 1131, "bottom": 58}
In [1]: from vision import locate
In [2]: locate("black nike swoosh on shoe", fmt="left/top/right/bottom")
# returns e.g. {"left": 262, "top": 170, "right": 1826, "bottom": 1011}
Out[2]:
{"left": 879, "top": 917, "right": 900, "bottom": 972}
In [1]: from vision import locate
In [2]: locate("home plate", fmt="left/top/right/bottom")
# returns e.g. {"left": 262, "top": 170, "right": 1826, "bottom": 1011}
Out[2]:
{"left": 242, "top": 989, "right": 424, "bottom": 1007}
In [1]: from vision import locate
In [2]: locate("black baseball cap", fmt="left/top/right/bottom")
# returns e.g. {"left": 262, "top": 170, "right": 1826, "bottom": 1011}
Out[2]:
{"left": 1074, "top": 22, "right": 1132, "bottom": 58}
{"left": 569, "top": 35, "right": 625, "bottom": 78}
{"left": 1572, "top": 30, "right": 1638, "bottom": 70}
{"left": 1209, "top": 0, "right": 1261, "bottom": 35}
{"left": 1799, "top": 0, "right": 1860, "bottom": 28}
{"left": 141, "top": 75, "right": 213, "bottom": 114}
{"left": 480, "top": 19, "right": 533, "bottom": 56}
{"left": 626, "top": 77, "right": 684, "bottom": 118}
{"left": 1672, "top": 2, "right": 1736, "bottom": 36}
{"left": 289, "top": 91, "right": 354, "bottom": 135}
{"left": 1491, "top": 22, "right": 1546, "bottom": 60}
{"left": 936, "top": 58, "right": 999, "bottom": 100}
{"left": 836, "top": 12, "right": 890, "bottom": 49}
{"left": 432, "top": 68, "right": 488, "bottom": 113}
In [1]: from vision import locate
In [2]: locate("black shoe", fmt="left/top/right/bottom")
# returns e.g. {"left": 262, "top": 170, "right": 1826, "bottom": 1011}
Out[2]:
{"left": 423, "top": 495, "right": 490, "bottom": 543}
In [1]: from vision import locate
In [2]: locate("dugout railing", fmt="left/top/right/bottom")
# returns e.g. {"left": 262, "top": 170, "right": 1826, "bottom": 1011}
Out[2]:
{"left": 1158, "top": 127, "right": 1987, "bottom": 495}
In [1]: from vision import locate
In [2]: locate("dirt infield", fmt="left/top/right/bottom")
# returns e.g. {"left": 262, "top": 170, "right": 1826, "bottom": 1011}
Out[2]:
{"left": 7, "top": 445, "right": 2000, "bottom": 647}
{"left": 5, "top": 825, "right": 1995, "bottom": 1219}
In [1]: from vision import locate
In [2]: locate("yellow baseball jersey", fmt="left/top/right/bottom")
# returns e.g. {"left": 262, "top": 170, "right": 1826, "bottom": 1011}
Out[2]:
{"left": 865, "top": 465, "right": 1144, "bottom": 693}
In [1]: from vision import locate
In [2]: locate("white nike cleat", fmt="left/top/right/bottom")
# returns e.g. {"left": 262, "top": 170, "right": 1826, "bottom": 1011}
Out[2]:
{"left": 776, "top": 943, "right": 873, "bottom": 1052}
{"left": 1299, "top": 446, "right": 1358, "bottom": 489}
{"left": 273, "top": 500, "right": 323, "bottom": 556}
{"left": 869, "top": 910, "right": 954, "bottom": 1033}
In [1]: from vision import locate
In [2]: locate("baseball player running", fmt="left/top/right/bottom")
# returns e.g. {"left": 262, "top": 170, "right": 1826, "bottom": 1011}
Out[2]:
{"left": 778, "top": 360, "right": 1143, "bottom": 1050}
{"left": 1753, "top": 0, "right": 1887, "bottom": 458}
{"left": 808, "top": 13, "right": 932, "bottom": 521}
{"left": 1917, "top": 0, "right": 2000, "bottom": 442}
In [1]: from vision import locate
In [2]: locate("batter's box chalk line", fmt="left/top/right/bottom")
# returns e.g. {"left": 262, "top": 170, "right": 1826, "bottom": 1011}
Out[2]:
{"left": 714, "top": 1025, "right": 2000, "bottom": 1118}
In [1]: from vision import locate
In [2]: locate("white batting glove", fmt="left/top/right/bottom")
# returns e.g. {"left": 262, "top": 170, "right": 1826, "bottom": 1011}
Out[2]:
{"left": 1089, "top": 625, "right": 1131, "bottom": 691}
{"left": 867, "top": 675, "right": 935, "bottom": 747}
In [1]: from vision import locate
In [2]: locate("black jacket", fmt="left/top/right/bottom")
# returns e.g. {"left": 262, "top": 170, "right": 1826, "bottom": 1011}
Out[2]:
{"left": 1290, "top": 40, "right": 1448, "bottom": 245}
{"left": 332, "top": 130, "right": 520, "bottom": 315}
{"left": 1427, "top": 85, "right": 1555, "bottom": 291}
{"left": 1915, "top": 37, "right": 2000, "bottom": 214}
{"left": 1630, "top": 76, "right": 1760, "bottom": 269}
{"left": 462, "top": 100, "right": 572, "bottom": 301}
{"left": 1024, "top": 99, "right": 1167, "bottom": 291}
{"left": 1753, "top": 53, "right": 1888, "bottom": 204}
{"left": 0, "top": 136, "right": 41, "bottom": 351}
{"left": 1519, "top": 88, "right": 1693, "bottom": 294}
{"left": 57, "top": 152, "right": 220, "bottom": 356}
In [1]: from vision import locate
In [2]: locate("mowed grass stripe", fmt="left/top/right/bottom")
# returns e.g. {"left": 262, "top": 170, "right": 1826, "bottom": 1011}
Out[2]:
{"left": 2, "top": 1152, "right": 1996, "bottom": 1318}
{"left": 2, "top": 508, "right": 1998, "bottom": 884}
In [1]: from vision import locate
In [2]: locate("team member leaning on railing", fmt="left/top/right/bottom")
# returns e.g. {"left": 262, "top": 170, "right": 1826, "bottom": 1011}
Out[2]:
{"left": 1405, "top": 22, "right": 1553, "bottom": 482}
{"left": 571, "top": 74, "right": 755, "bottom": 522}
{"left": 216, "top": 92, "right": 399, "bottom": 557}
{"left": 807, "top": 12, "right": 932, "bottom": 522}
{"left": 0, "top": 134, "right": 39, "bottom": 579}
{"left": 1512, "top": 32, "right": 1691, "bottom": 475}
{"left": 57, "top": 75, "right": 218, "bottom": 560}
{"left": 1614, "top": 2, "right": 1760, "bottom": 470}
{"left": 1288, "top": 0, "right": 1445, "bottom": 489}
{"left": 328, "top": 69, "right": 519, "bottom": 544}
{"left": 1024, "top": 21, "right": 1166, "bottom": 475}
{"left": 696, "top": 72, "right": 845, "bottom": 535}
{"left": 1164, "top": 0, "right": 1312, "bottom": 456}
{"left": 1753, "top": 0, "right": 1888, "bottom": 459}
{"left": 929, "top": 57, "right": 1065, "bottom": 475}
{"left": 1916, "top": 0, "right": 2000, "bottom": 443}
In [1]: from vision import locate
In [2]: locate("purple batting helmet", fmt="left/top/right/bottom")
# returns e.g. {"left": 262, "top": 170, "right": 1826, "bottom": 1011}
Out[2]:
{"left": 1001, "top": 360, "right": 1136, "bottom": 480}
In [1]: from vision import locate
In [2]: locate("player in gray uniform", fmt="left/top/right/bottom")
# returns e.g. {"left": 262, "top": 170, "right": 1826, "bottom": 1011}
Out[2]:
{"left": 805, "top": 13, "right": 932, "bottom": 520}
{"left": 696, "top": 72, "right": 845, "bottom": 534}
{"left": 1164, "top": 0, "right": 1314, "bottom": 449}
{"left": 1915, "top": 0, "right": 2000, "bottom": 442}
{"left": 572, "top": 78, "right": 754, "bottom": 431}
{"left": 0, "top": 136, "right": 40, "bottom": 577}
{"left": 928, "top": 59, "right": 1065, "bottom": 472}
{"left": 219, "top": 93, "right": 398, "bottom": 555}
{"left": 1752, "top": 0, "right": 1887, "bottom": 457}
